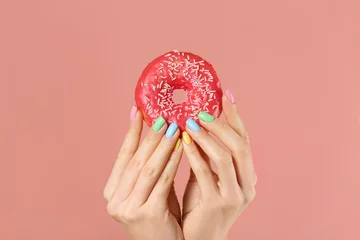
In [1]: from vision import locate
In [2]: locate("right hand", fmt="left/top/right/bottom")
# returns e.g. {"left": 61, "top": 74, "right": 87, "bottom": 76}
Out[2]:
{"left": 103, "top": 108, "right": 184, "bottom": 240}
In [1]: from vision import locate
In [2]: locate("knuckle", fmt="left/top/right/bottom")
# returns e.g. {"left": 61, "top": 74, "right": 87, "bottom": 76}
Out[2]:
{"left": 106, "top": 201, "right": 119, "bottom": 218}
{"left": 244, "top": 188, "right": 256, "bottom": 203}
{"left": 242, "top": 131, "right": 250, "bottom": 143}
{"left": 120, "top": 209, "right": 138, "bottom": 223}
{"left": 187, "top": 147, "right": 199, "bottom": 156}
{"left": 237, "top": 142, "right": 252, "bottom": 157}
{"left": 144, "top": 134, "right": 157, "bottom": 145}
{"left": 214, "top": 152, "right": 233, "bottom": 166}
{"left": 225, "top": 191, "right": 245, "bottom": 210}
{"left": 120, "top": 145, "right": 135, "bottom": 156}
{"left": 128, "top": 158, "right": 143, "bottom": 171}
{"left": 217, "top": 121, "right": 227, "bottom": 130}
{"left": 103, "top": 187, "right": 112, "bottom": 201}
{"left": 197, "top": 165, "right": 213, "bottom": 177}
{"left": 158, "top": 173, "right": 171, "bottom": 185}
{"left": 141, "top": 165, "right": 158, "bottom": 178}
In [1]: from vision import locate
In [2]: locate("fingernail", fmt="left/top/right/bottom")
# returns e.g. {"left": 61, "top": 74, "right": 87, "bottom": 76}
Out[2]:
{"left": 198, "top": 112, "right": 215, "bottom": 123}
{"left": 182, "top": 131, "right": 192, "bottom": 144}
{"left": 186, "top": 118, "right": 200, "bottom": 131}
{"left": 166, "top": 123, "right": 178, "bottom": 138}
{"left": 226, "top": 89, "right": 235, "bottom": 104}
{"left": 152, "top": 116, "right": 166, "bottom": 132}
{"left": 174, "top": 138, "right": 181, "bottom": 150}
{"left": 130, "top": 106, "right": 137, "bottom": 120}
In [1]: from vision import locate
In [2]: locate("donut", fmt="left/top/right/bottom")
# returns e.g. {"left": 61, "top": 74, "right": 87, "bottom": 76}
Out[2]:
{"left": 135, "top": 50, "right": 223, "bottom": 131}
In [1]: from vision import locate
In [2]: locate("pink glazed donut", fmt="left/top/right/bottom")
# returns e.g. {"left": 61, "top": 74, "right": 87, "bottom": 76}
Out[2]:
{"left": 135, "top": 50, "right": 223, "bottom": 131}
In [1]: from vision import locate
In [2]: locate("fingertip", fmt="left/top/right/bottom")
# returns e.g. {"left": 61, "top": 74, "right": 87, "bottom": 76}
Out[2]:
{"left": 173, "top": 138, "right": 182, "bottom": 151}
{"left": 182, "top": 131, "right": 192, "bottom": 144}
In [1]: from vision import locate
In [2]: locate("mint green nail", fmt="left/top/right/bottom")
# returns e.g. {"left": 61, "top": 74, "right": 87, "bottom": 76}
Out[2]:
{"left": 198, "top": 112, "right": 215, "bottom": 123}
{"left": 152, "top": 116, "right": 166, "bottom": 132}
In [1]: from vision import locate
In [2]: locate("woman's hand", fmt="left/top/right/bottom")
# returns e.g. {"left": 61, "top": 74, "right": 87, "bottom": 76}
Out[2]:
{"left": 181, "top": 91, "right": 257, "bottom": 240}
{"left": 103, "top": 108, "right": 184, "bottom": 240}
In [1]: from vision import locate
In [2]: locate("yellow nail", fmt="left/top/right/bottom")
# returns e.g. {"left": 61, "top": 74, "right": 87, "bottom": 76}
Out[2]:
{"left": 182, "top": 131, "right": 192, "bottom": 144}
{"left": 174, "top": 138, "right": 181, "bottom": 151}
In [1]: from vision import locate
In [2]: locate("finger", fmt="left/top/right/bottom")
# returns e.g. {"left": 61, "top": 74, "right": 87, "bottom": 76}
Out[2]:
{"left": 111, "top": 116, "right": 167, "bottom": 202}
{"left": 103, "top": 106, "right": 143, "bottom": 201}
{"left": 189, "top": 143, "right": 213, "bottom": 181}
{"left": 182, "top": 131, "right": 218, "bottom": 196}
{"left": 147, "top": 138, "right": 183, "bottom": 205}
{"left": 222, "top": 91, "right": 257, "bottom": 201}
{"left": 185, "top": 118, "right": 238, "bottom": 193}
{"left": 131, "top": 124, "right": 181, "bottom": 205}
{"left": 223, "top": 90, "right": 248, "bottom": 141}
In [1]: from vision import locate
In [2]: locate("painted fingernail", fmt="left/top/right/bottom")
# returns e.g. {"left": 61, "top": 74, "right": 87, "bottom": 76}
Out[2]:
{"left": 152, "top": 116, "right": 166, "bottom": 132}
{"left": 226, "top": 89, "right": 235, "bottom": 104}
{"left": 174, "top": 138, "right": 181, "bottom": 150}
{"left": 186, "top": 118, "right": 200, "bottom": 131}
{"left": 130, "top": 106, "right": 137, "bottom": 120}
{"left": 198, "top": 112, "right": 215, "bottom": 123}
{"left": 182, "top": 131, "right": 192, "bottom": 144}
{"left": 166, "top": 123, "right": 178, "bottom": 138}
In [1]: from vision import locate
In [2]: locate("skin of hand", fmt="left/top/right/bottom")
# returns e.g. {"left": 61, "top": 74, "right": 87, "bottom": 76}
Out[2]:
{"left": 181, "top": 91, "right": 257, "bottom": 240}
{"left": 103, "top": 110, "right": 184, "bottom": 240}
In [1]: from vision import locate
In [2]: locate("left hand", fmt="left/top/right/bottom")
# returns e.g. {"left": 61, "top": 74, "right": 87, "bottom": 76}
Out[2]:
{"left": 181, "top": 93, "right": 257, "bottom": 240}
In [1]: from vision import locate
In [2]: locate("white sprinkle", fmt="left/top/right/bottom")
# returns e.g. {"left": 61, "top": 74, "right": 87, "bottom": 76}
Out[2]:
{"left": 145, "top": 96, "right": 150, "bottom": 102}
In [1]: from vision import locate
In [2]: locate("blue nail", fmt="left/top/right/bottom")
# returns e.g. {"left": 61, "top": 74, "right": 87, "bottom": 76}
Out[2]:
{"left": 186, "top": 118, "right": 200, "bottom": 131}
{"left": 166, "top": 123, "right": 178, "bottom": 138}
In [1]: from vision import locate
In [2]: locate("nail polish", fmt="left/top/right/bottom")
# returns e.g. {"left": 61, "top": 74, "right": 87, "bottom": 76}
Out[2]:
{"left": 130, "top": 106, "right": 137, "bottom": 120}
{"left": 198, "top": 112, "right": 215, "bottom": 123}
{"left": 186, "top": 118, "right": 200, "bottom": 131}
{"left": 166, "top": 123, "right": 178, "bottom": 138}
{"left": 226, "top": 89, "right": 235, "bottom": 104}
{"left": 174, "top": 138, "right": 181, "bottom": 150}
{"left": 152, "top": 116, "right": 166, "bottom": 132}
{"left": 182, "top": 131, "right": 192, "bottom": 144}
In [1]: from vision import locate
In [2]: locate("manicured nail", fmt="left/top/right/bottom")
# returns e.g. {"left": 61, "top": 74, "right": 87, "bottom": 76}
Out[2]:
{"left": 198, "top": 112, "right": 215, "bottom": 123}
{"left": 130, "top": 106, "right": 137, "bottom": 120}
{"left": 152, "top": 116, "right": 166, "bottom": 132}
{"left": 174, "top": 138, "right": 181, "bottom": 150}
{"left": 226, "top": 89, "right": 235, "bottom": 104}
{"left": 186, "top": 118, "right": 200, "bottom": 131}
{"left": 182, "top": 131, "right": 192, "bottom": 144}
{"left": 166, "top": 123, "right": 178, "bottom": 138}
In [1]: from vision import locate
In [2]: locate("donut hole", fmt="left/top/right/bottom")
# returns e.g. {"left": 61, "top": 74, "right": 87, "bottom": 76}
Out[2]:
{"left": 172, "top": 89, "right": 187, "bottom": 104}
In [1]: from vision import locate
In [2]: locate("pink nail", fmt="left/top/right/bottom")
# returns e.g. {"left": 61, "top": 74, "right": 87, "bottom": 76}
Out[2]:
{"left": 130, "top": 106, "right": 137, "bottom": 120}
{"left": 225, "top": 90, "right": 235, "bottom": 104}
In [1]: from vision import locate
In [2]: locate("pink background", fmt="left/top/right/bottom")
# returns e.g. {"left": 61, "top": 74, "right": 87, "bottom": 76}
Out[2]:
{"left": 1, "top": 0, "right": 360, "bottom": 239}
